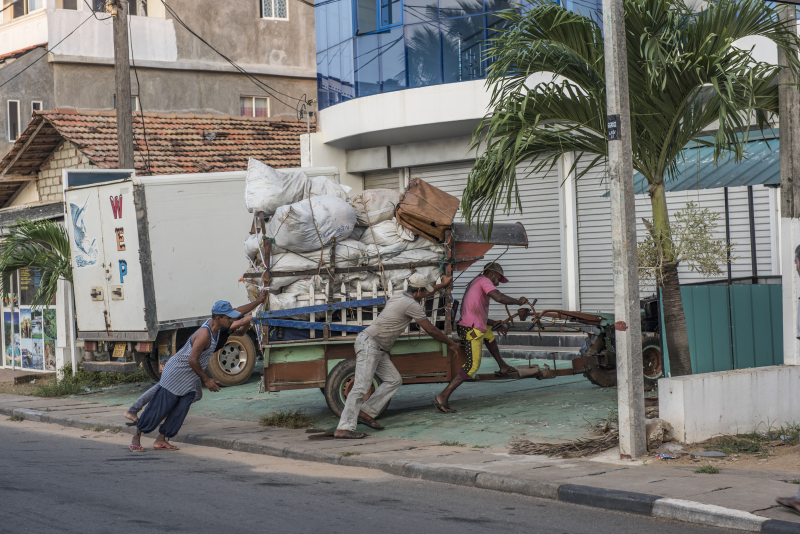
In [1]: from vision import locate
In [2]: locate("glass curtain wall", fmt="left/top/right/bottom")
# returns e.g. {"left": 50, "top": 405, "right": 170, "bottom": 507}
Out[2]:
{"left": 316, "top": 0, "right": 519, "bottom": 110}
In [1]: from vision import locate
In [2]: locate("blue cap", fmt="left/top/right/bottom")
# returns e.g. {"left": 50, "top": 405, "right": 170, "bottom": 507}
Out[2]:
{"left": 211, "top": 300, "right": 239, "bottom": 318}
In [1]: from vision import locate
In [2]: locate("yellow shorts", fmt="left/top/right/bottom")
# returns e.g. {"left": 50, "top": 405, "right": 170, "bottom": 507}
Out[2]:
{"left": 457, "top": 325, "right": 496, "bottom": 377}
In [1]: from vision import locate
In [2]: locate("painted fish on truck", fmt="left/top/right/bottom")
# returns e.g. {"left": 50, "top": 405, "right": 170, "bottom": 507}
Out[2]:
{"left": 70, "top": 195, "right": 98, "bottom": 268}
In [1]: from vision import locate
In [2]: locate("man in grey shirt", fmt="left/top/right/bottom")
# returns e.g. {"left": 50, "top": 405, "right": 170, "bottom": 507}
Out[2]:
{"left": 334, "top": 273, "right": 459, "bottom": 439}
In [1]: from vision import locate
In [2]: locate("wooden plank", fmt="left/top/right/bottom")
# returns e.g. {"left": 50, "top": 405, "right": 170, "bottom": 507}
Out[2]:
{"left": 0, "top": 121, "right": 44, "bottom": 180}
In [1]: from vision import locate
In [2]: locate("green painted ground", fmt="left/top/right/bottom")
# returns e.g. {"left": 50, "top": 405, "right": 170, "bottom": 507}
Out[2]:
{"left": 88, "top": 357, "right": 618, "bottom": 448}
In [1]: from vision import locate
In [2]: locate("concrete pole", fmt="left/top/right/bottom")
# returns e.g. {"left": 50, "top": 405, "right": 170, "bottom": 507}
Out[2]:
{"left": 779, "top": 5, "right": 800, "bottom": 366}
{"left": 602, "top": 0, "right": 646, "bottom": 458}
{"left": 112, "top": 0, "right": 134, "bottom": 170}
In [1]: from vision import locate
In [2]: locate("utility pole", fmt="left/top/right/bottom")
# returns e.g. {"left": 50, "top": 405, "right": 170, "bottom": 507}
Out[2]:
{"left": 602, "top": 0, "right": 646, "bottom": 458}
{"left": 112, "top": 0, "right": 134, "bottom": 170}
{"left": 779, "top": 4, "right": 800, "bottom": 366}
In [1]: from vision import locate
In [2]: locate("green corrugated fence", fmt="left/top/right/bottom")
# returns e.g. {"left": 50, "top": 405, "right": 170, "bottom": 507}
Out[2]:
{"left": 661, "top": 284, "right": 783, "bottom": 375}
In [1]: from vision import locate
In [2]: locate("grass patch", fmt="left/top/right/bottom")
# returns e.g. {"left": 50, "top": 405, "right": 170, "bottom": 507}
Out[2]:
{"left": 709, "top": 436, "right": 763, "bottom": 455}
{"left": 440, "top": 440, "right": 465, "bottom": 447}
{"left": 472, "top": 445, "right": 489, "bottom": 449}
{"left": 259, "top": 409, "right": 316, "bottom": 429}
{"left": 8, "top": 415, "right": 23, "bottom": 422}
{"left": 32, "top": 364, "right": 152, "bottom": 398}
{"left": 340, "top": 451, "right": 361, "bottom": 457}
{"left": 91, "top": 425, "right": 106, "bottom": 432}
{"left": 791, "top": 480, "right": 800, "bottom": 485}
{"left": 695, "top": 465, "right": 720, "bottom": 474}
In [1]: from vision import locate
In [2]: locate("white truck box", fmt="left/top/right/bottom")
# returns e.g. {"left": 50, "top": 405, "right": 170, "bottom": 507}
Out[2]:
{"left": 64, "top": 167, "right": 340, "bottom": 342}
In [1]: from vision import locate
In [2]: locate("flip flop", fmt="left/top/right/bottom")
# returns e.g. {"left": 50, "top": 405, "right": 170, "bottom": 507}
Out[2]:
{"left": 129, "top": 444, "right": 145, "bottom": 452}
{"left": 358, "top": 417, "right": 384, "bottom": 430}
{"left": 494, "top": 367, "right": 518, "bottom": 378}
{"left": 125, "top": 421, "right": 137, "bottom": 427}
{"left": 154, "top": 442, "right": 180, "bottom": 451}
{"left": 432, "top": 398, "right": 456, "bottom": 414}
{"left": 334, "top": 431, "right": 367, "bottom": 439}
{"left": 776, "top": 499, "right": 800, "bottom": 515}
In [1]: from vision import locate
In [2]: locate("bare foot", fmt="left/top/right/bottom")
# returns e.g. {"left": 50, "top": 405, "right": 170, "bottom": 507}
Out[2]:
{"left": 777, "top": 497, "right": 800, "bottom": 513}
{"left": 433, "top": 394, "right": 456, "bottom": 413}
{"left": 334, "top": 430, "right": 367, "bottom": 439}
{"left": 123, "top": 411, "right": 138, "bottom": 423}
{"left": 358, "top": 410, "right": 372, "bottom": 422}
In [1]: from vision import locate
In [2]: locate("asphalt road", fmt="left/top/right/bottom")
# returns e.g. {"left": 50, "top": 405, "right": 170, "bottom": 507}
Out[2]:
{"left": 0, "top": 420, "right": 726, "bottom": 534}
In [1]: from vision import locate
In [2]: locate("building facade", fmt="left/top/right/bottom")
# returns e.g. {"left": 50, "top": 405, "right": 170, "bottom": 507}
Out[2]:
{"left": 0, "top": 0, "right": 317, "bottom": 156}
{"left": 303, "top": 0, "right": 782, "bottom": 318}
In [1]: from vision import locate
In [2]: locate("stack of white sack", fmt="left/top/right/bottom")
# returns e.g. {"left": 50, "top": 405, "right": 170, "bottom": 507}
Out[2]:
{"left": 266, "top": 195, "right": 357, "bottom": 253}
{"left": 244, "top": 157, "right": 351, "bottom": 215}
{"left": 349, "top": 189, "right": 402, "bottom": 226}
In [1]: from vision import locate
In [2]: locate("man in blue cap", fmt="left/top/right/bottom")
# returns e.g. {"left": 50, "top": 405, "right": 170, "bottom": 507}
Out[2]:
{"left": 130, "top": 293, "right": 265, "bottom": 451}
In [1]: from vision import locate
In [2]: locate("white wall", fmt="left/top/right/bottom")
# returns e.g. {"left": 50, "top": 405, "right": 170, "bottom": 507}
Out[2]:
{"left": 660, "top": 365, "right": 800, "bottom": 443}
{"left": 0, "top": 10, "right": 47, "bottom": 57}
{"left": 301, "top": 132, "right": 362, "bottom": 193}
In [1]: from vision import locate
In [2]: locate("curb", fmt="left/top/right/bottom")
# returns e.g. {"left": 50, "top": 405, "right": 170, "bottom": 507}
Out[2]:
{"left": 2, "top": 404, "right": 795, "bottom": 532}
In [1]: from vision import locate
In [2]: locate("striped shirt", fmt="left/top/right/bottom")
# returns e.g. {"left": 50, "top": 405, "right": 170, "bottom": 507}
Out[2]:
{"left": 159, "top": 320, "right": 219, "bottom": 396}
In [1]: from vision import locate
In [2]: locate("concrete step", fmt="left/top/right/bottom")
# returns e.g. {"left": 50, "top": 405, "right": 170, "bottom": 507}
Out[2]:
{"left": 82, "top": 361, "right": 138, "bottom": 373}
{"left": 485, "top": 345, "right": 581, "bottom": 361}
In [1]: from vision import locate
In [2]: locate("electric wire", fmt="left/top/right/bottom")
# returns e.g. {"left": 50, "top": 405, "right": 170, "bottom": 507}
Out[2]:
{"left": 0, "top": 12, "right": 94, "bottom": 89}
{"left": 128, "top": 8, "right": 152, "bottom": 175}
{"left": 160, "top": 0, "right": 308, "bottom": 111}
{"left": 82, "top": 0, "right": 113, "bottom": 21}
{"left": 0, "top": 0, "right": 21, "bottom": 15}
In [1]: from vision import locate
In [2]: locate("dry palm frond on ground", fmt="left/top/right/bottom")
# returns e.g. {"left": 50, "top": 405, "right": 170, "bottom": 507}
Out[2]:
{"left": 510, "top": 418, "right": 619, "bottom": 458}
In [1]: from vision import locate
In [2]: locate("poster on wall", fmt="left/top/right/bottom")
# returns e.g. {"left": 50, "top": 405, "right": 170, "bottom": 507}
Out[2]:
{"left": 20, "top": 309, "right": 31, "bottom": 339}
{"left": 3, "top": 312, "right": 19, "bottom": 367}
{"left": 43, "top": 309, "right": 56, "bottom": 371}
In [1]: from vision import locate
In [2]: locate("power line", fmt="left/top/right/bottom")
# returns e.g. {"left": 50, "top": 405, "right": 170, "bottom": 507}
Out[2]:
{"left": 160, "top": 0, "right": 309, "bottom": 111}
{"left": 128, "top": 9, "right": 152, "bottom": 175}
{"left": 82, "top": 0, "right": 114, "bottom": 21}
{"left": 0, "top": 0, "right": 21, "bottom": 15}
{"left": 0, "top": 12, "right": 94, "bottom": 89}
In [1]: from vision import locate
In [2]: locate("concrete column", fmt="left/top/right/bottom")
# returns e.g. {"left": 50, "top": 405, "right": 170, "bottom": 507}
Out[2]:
{"left": 602, "top": 0, "right": 646, "bottom": 458}
{"left": 779, "top": 5, "right": 800, "bottom": 366}
{"left": 560, "top": 152, "right": 580, "bottom": 310}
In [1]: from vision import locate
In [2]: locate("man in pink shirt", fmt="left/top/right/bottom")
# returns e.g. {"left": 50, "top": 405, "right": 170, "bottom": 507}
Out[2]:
{"left": 433, "top": 262, "right": 529, "bottom": 413}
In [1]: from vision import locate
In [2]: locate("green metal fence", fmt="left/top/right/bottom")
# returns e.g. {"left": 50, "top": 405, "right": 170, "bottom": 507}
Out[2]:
{"left": 661, "top": 283, "right": 783, "bottom": 376}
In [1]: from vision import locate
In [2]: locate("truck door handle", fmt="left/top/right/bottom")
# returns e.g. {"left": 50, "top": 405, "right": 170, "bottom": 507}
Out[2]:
{"left": 91, "top": 291, "right": 102, "bottom": 297}
{"left": 112, "top": 289, "right": 122, "bottom": 296}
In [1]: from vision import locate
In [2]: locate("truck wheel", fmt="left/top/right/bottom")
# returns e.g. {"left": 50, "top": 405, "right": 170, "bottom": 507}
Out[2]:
{"left": 143, "top": 355, "right": 161, "bottom": 382}
{"left": 323, "top": 358, "right": 389, "bottom": 418}
{"left": 206, "top": 335, "right": 257, "bottom": 387}
{"left": 581, "top": 333, "right": 662, "bottom": 389}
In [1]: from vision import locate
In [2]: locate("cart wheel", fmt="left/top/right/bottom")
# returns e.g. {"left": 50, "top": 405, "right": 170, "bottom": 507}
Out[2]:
{"left": 206, "top": 335, "right": 257, "bottom": 387}
{"left": 581, "top": 333, "right": 662, "bottom": 389}
{"left": 323, "top": 358, "right": 389, "bottom": 418}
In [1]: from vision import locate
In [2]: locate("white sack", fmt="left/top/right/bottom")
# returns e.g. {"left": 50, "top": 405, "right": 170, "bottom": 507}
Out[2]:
{"left": 268, "top": 251, "right": 325, "bottom": 290}
{"left": 350, "top": 189, "right": 402, "bottom": 226}
{"left": 385, "top": 236, "right": 443, "bottom": 264}
{"left": 267, "top": 195, "right": 357, "bottom": 253}
{"left": 303, "top": 176, "right": 350, "bottom": 201}
{"left": 359, "top": 218, "right": 414, "bottom": 247}
{"left": 244, "top": 233, "right": 260, "bottom": 261}
{"left": 382, "top": 266, "right": 441, "bottom": 289}
{"left": 244, "top": 158, "right": 309, "bottom": 215}
{"left": 349, "top": 226, "right": 367, "bottom": 241}
{"left": 334, "top": 239, "right": 370, "bottom": 267}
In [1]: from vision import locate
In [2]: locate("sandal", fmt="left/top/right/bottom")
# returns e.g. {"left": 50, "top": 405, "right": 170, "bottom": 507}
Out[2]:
{"left": 334, "top": 431, "right": 367, "bottom": 439}
{"left": 154, "top": 442, "right": 180, "bottom": 451}
{"left": 129, "top": 444, "right": 145, "bottom": 452}
{"left": 494, "top": 367, "right": 518, "bottom": 378}
{"left": 358, "top": 417, "right": 384, "bottom": 430}
{"left": 776, "top": 498, "right": 800, "bottom": 515}
{"left": 432, "top": 398, "right": 456, "bottom": 414}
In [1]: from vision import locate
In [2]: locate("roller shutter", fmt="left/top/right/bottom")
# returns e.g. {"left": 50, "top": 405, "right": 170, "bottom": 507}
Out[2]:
{"left": 576, "top": 158, "right": 775, "bottom": 313}
{"left": 410, "top": 161, "right": 564, "bottom": 316}
{"left": 364, "top": 169, "right": 402, "bottom": 191}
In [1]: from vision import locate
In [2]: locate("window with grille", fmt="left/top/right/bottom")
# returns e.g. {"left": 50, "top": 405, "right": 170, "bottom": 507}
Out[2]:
{"left": 240, "top": 96, "right": 270, "bottom": 118}
{"left": 261, "top": 0, "right": 287, "bottom": 20}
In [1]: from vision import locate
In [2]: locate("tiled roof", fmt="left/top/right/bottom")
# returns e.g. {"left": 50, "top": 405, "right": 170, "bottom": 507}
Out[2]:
{"left": 0, "top": 109, "right": 314, "bottom": 179}
{"left": 0, "top": 43, "right": 46, "bottom": 66}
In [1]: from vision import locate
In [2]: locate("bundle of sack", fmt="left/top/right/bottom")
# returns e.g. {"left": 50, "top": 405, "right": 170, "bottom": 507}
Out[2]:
{"left": 242, "top": 158, "right": 446, "bottom": 314}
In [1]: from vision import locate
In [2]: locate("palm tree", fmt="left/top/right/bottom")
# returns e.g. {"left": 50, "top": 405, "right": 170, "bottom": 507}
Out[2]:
{"left": 461, "top": 0, "right": 800, "bottom": 376}
{"left": 0, "top": 218, "right": 72, "bottom": 310}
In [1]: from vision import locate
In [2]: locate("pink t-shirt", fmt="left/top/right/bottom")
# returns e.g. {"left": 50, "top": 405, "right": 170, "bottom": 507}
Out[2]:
{"left": 458, "top": 274, "right": 496, "bottom": 332}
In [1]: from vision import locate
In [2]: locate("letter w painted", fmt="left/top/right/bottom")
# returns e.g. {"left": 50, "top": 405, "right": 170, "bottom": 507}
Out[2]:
{"left": 110, "top": 195, "right": 123, "bottom": 219}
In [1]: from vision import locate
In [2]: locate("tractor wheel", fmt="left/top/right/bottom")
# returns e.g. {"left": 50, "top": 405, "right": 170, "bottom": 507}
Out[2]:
{"left": 206, "top": 335, "right": 257, "bottom": 387}
{"left": 581, "top": 333, "right": 663, "bottom": 389}
{"left": 323, "top": 358, "right": 389, "bottom": 418}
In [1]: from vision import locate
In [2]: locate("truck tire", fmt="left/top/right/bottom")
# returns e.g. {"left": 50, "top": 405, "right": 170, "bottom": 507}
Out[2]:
{"left": 581, "top": 333, "right": 663, "bottom": 390}
{"left": 206, "top": 335, "right": 257, "bottom": 387}
{"left": 143, "top": 355, "right": 161, "bottom": 382}
{"left": 323, "top": 358, "right": 389, "bottom": 418}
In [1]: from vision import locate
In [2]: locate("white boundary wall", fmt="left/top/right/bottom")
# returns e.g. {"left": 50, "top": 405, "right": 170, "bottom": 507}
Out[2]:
{"left": 660, "top": 365, "right": 800, "bottom": 443}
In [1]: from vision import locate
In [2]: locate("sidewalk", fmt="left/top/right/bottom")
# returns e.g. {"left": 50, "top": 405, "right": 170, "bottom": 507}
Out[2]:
{"left": 1, "top": 393, "right": 798, "bottom": 532}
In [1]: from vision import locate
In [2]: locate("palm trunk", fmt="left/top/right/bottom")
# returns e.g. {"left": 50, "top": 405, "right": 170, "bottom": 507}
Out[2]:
{"left": 650, "top": 181, "right": 693, "bottom": 376}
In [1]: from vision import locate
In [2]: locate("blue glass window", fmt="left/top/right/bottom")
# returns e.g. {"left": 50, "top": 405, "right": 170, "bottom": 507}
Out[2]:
{"left": 315, "top": 2, "right": 328, "bottom": 53}
{"left": 381, "top": 0, "right": 403, "bottom": 27}
{"left": 317, "top": 50, "right": 331, "bottom": 110}
{"left": 327, "top": 0, "right": 342, "bottom": 50}
{"left": 406, "top": 22, "right": 441, "bottom": 88}
{"left": 339, "top": 0, "right": 354, "bottom": 42}
{"left": 355, "top": 33, "right": 381, "bottom": 96}
{"left": 381, "top": 26, "right": 406, "bottom": 92}
{"left": 439, "top": 0, "right": 483, "bottom": 19}
{"left": 404, "top": 0, "right": 438, "bottom": 24}
{"left": 442, "top": 14, "right": 486, "bottom": 83}
{"left": 328, "top": 43, "right": 344, "bottom": 104}
{"left": 341, "top": 39, "right": 356, "bottom": 102}
{"left": 485, "top": 0, "right": 513, "bottom": 12}
{"left": 356, "top": 0, "right": 403, "bottom": 35}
